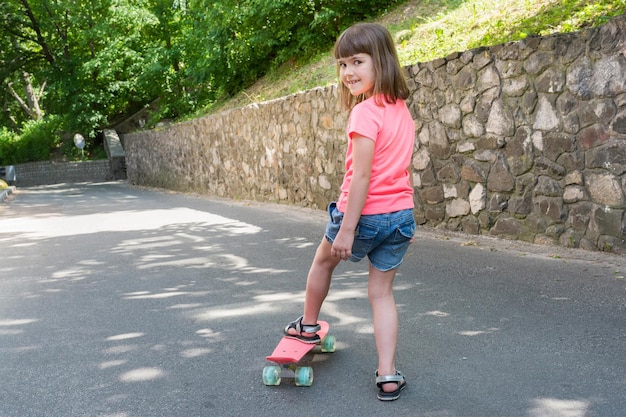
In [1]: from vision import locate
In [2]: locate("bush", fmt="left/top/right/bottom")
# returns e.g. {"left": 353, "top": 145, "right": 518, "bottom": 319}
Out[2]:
{"left": 0, "top": 117, "right": 62, "bottom": 165}
{"left": 186, "top": 0, "right": 405, "bottom": 103}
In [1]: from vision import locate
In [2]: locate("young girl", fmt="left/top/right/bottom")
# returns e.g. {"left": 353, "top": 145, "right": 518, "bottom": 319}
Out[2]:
{"left": 284, "top": 22, "right": 416, "bottom": 401}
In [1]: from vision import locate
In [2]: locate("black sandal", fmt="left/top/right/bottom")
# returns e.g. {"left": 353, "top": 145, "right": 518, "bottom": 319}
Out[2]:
{"left": 376, "top": 370, "right": 407, "bottom": 401}
{"left": 283, "top": 315, "right": 321, "bottom": 344}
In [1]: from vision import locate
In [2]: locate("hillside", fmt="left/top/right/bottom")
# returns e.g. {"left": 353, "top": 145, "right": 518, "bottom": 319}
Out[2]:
{"left": 200, "top": 0, "right": 625, "bottom": 116}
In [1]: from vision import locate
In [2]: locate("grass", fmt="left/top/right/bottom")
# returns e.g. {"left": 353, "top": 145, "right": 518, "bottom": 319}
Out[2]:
{"left": 201, "top": 0, "right": 625, "bottom": 115}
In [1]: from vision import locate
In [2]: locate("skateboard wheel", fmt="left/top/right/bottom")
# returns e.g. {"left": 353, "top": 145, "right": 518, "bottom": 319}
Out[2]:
{"left": 294, "top": 366, "right": 313, "bottom": 387}
{"left": 262, "top": 365, "right": 281, "bottom": 386}
{"left": 320, "top": 335, "right": 336, "bottom": 353}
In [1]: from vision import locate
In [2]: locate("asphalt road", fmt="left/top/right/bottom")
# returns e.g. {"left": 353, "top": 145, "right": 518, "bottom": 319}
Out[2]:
{"left": 1, "top": 182, "right": 625, "bottom": 417}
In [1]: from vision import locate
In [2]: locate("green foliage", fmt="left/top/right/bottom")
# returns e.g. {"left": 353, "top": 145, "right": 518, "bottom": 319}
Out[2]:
{"left": 0, "top": 116, "right": 62, "bottom": 165}
{"left": 183, "top": 0, "right": 403, "bottom": 99}
{"left": 476, "top": 0, "right": 626, "bottom": 47}
{"left": 1, "top": 0, "right": 624, "bottom": 163}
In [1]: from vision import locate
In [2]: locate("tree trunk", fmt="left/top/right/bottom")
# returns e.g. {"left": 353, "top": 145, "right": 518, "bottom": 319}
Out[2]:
{"left": 6, "top": 71, "right": 44, "bottom": 120}
{"left": 22, "top": 71, "right": 43, "bottom": 119}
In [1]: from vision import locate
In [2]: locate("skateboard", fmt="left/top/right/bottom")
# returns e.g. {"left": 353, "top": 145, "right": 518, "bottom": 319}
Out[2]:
{"left": 263, "top": 320, "right": 336, "bottom": 387}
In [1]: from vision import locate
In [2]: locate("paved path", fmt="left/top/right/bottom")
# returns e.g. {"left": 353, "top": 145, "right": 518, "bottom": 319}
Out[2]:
{"left": 1, "top": 182, "right": 625, "bottom": 417}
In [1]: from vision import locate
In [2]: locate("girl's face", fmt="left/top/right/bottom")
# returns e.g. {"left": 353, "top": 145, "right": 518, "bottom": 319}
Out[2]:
{"left": 337, "top": 53, "right": 375, "bottom": 98}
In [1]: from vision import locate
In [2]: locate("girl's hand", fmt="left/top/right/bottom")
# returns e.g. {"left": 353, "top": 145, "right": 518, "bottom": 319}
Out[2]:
{"left": 331, "top": 228, "right": 354, "bottom": 260}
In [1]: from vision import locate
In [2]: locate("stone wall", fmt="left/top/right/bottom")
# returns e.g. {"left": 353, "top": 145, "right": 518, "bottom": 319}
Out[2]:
{"left": 103, "top": 129, "right": 127, "bottom": 180}
{"left": 13, "top": 160, "right": 112, "bottom": 187}
{"left": 124, "top": 87, "right": 348, "bottom": 210}
{"left": 124, "top": 14, "right": 626, "bottom": 253}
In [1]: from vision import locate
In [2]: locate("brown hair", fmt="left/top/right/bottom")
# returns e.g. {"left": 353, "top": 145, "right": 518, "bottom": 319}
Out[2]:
{"left": 333, "top": 22, "right": 409, "bottom": 110}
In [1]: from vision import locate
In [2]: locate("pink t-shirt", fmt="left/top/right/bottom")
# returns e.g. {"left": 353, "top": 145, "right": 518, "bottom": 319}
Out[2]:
{"left": 337, "top": 96, "right": 415, "bottom": 215}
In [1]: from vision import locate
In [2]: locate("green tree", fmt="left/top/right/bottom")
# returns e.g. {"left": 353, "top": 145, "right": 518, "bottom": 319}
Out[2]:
{"left": 0, "top": 0, "right": 160, "bottom": 137}
{"left": 184, "top": 0, "right": 402, "bottom": 99}
{"left": 0, "top": 0, "right": 403, "bottom": 163}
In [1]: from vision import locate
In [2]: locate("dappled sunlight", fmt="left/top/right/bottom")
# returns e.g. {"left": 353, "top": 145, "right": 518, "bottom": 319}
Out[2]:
{"left": 1, "top": 345, "right": 40, "bottom": 353}
{"left": 458, "top": 328, "right": 500, "bottom": 336}
{"left": 353, "top": 322, "right": 375, "bottom": 334}
{"left": 168, "top": 303, "right": 203, "bottom": 310}
{"left": 103, "top": 344, "right": 140, "bottom": 355}
{"left": 119, "top": 367, "right": 166, "bottom": 383}
{"left": 250, "top": 284, "right": 371, "bottom": 331}
{"left": 0, "top": 319, "right": 39, "bottom": 338}
{"left": 136, "top": 256, "right": 220, "bottom": 270}
{"left": 99, "top": 360, "right": 128, "bottom": 370}
{"left": 253, "top": 291, "right": 306, "bottom": 303}
{"left": 423, "top": 310, "right": 450, "bottom": 317}
{"left": 50, "top": 266, "right": 91, "bottom": 280}
{"left": 112, "top": 231, "right": 291, "bottom": 276}
{"left": 121, "top": 284, "right": 212, "bottom": 300}
{"left": 181, "top": 347, "right": 212, "bottom": 358}
{"left": 325, "top": 288, "right": 368, "bottom": 302}
{"left": 322, "top": 301, "right": 369, "bottom": 328}
{"left": 0, "top": 318, "right": 39, "bottom": 326}
{"left": 273, "top": 237, "right": 316, "bottom": 249}
{"left": 234, "top": 280, "right": 257, "bottom": 286}
{"left": 106, "top": 333, "right": 145, "bottom": 341}
{"left": 529, "top": 398, "right": 590, "bottom": 417}
{"left": 122, "top": 290, "right": 210, "bottom": 300}
{"left": 0, "top": 207, "right": 262, "bottom": 239}
{"left": 3, "top": 183, "right": 625, "bottom": 415}
{"left": 119, "top": 237, "right": 184, "bottom": 251}
{"left": 195, "top": 328, "right": 223, "bottom": 341}
{"left": 231, "top": 265, "right": 290, "bottom": 275}
{"left": 0, "top": 328, "right": 23, "bottom": 335}
{"left": 193, "top": 301, "right": 279, "bottom": 321}
{"left": 0, "top": 241, "right": 37, "bottom": 248}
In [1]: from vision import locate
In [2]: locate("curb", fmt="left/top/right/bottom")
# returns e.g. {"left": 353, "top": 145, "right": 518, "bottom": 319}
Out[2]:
{"left": 0, "top": 186, "right": 16, "bottom": 203}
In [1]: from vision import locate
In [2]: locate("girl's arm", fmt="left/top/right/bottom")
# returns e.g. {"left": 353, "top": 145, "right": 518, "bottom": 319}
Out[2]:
{"left": 331, "top": 134, "right": 374, "bottom": 260}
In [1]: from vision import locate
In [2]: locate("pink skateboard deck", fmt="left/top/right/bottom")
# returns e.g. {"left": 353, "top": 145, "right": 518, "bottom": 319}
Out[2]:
{"left": 266, "top": 320, "right": 330, "bottom": 364}
{"left": 263, "top": 320, "right": 335, "bottom": 386}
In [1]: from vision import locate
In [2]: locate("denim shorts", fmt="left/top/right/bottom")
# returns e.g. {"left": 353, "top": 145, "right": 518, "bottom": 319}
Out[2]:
{"left": 324, "top": 202, "right": 416, "bottom": 272}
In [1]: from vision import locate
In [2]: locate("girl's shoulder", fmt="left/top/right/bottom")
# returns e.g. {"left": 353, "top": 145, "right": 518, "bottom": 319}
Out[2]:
{"left": 352, "top": 96, "right": 407, "bottom": 117}
{"left": 360, "top": 95, "right": 406, "bottom": 108}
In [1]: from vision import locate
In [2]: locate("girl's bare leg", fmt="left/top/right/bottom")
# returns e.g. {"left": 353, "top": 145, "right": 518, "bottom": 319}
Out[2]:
{"left": 368, "top": 264, "right": 400, "bottom": 392}
{"left": 295, "top": 238, "right": 341, "bottom": 332}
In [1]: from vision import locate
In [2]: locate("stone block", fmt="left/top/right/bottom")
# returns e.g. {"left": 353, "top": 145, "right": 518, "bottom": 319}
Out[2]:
{"left": 439, "top": 104, "right": 462, "bottom": 128}
{"left": 559, "top": 228, "right": 584, "bottom": 248}
{"left": 489, "top": 193, "right": 509, "bottom": 213}
{"left": 490, "top": 217, "right": 523, "bottom": 238}
{"left": 590, "top": 206, "right": 624, "bottom": 240}
{"left": 598, "top": 235, "right": 625, "bottom": 254}
{"left": 586, "top": 140, "right": 626, "bottom": 175}
{"left": 487, "top": 154, "right": 515, "bottom": 192}
{"left": 585, "top": 172, "right": 624, "bottom": 207}
{"left": 509, "top": 191, "right": 533, "bottom": 215}
{"left": 533, "top": 196, "right": 566, "bottom": 223}
{"left": 486, "top": 99, "right": 515, "bottom": 136}
{"left": 462, "top": 216, "right": 480, "bottom": 234}
{"left": 424, "top": 205, "right": 445, "bottom": 222}
{"left": 535, "top": 175, "right": 562, "bottom": 196}
{"left": 461, "top": 159, "right": 488, "bottom": 183}
{"left": 524, "top": 51, "right": 555, "bottom": 74}
{"left": 437, "top": 163, "right": 460, "bottom": 183}
{"left": 533, "top": 95, "right": 560, "bottom": 131}
{"left": 543, "top": 132, "right": 575, "bottom": 162}
{"left": 579, "top": 124, "right": 610, "bottom": 151}
{"left": 446, "top": 198, "right": 471, "bottom": 217}
{"left": 535, "top": 67, "right": 564, "bottom": 94}
{"left": 469, "top": 183, "right": 486, "bottom": 214}
{"left": 419, "top": 186, "right": 445, "bottom": 205}
{"left": 563, "top": 185, "right": 587, "bottom": 203}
